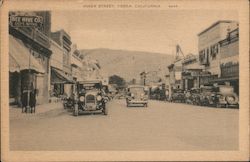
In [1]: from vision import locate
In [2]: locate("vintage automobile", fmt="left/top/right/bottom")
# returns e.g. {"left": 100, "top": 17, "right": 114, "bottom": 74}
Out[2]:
{"left": 184, "top": 90, "right": 193, "bottom": 104}
{"left": 189, "top": 88, "right": 201, "bottom": 105}
{"left": 62, "top": 93, "right": 75, "bottom": 109}
{"left": 199, "top": 86, "right": 216, "bottom": 106}
{"left": 213, "top": 85, "right": 239, "bottom": 108}
{"left": 126, "top": 85, "right": 148, "bottom": 107}
{"left": 73, "top": 80, "right": 108, "bottom": 116}
{"left": 171, "top": 89, "right": 185, "bottom": 103}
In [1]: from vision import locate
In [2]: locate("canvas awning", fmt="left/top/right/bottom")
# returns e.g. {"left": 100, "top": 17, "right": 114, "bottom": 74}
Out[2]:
{"left": 9, "top": 35, "right": 45, "bottom": 73}
{"left": 51, "top": 67, "right": 75, "bottom": 84}
{"left": 209, "top": 76, "right": 239, "bottom": 83}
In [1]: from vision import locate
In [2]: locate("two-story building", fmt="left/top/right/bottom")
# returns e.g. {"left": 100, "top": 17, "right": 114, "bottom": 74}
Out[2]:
{"left": 71, "top": 44, "right": 84, "bottom": 82}
{"left": 9, "top": 11, "right": 52, "bottom": 105}
{"left": 182, "top": 54, "right": 205, "bottom": 90}
{"left": 198, "top": 20, "right": 238, "bottom": 85}
{"left": 140, "top": 70, "right": 162, "bottom": 86}
{"left": 50, "top": 38, "right": 72, "bottom": 97}
{"left": 50, "top": 29, "right": 74, "bottom": 96}
{"left": 213, "top": 27, "right": 239, "bottom": 94}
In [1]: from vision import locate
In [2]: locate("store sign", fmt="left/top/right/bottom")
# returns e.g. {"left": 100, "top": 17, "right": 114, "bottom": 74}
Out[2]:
{"left": 175, "top": 71, "right": 182, "bottom": 80}
{"left": 9, "top": 15, "right": 43, "bottom": 28}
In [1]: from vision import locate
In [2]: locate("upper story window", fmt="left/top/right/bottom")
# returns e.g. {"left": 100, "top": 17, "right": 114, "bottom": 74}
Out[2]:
{"left": 63, "top": 50, "right": 70, "bottom": 66}
{"left": 199, "top": 49, "right": 209, "bottom": 65}
{"left": 210, "top": 43, "right": 219, "bottom": 60}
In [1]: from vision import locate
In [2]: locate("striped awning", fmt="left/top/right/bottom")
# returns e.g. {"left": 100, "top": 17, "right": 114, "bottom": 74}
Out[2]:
{"left": 51, "top": 67, "right": 75, "bottom": 84}
{"left": 9, "top": 35, "right": 45, "bottom": 73}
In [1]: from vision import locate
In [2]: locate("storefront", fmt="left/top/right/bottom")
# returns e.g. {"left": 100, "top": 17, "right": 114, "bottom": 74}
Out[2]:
{"left": 182, "top": 70, "right": 202, "bottom": 90}
{"left": 210, "top": 62, "right": 239, "bottom": 94}
{"left": 50, "top": 67, "right": 75, "bottom": 97}
{"left": 9, "top": 35, "right": 45, "bottom": 106}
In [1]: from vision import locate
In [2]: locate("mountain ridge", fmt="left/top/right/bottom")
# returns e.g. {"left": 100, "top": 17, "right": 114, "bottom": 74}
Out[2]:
{"left": 79, "top": 48, "right": 174, "bottom": 82}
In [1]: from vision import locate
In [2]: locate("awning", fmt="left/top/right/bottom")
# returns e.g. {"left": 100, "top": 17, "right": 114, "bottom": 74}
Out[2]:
{"left": 210, "top": 76, "right": 239, "bottom": 83}
{"left": 9, "top": 35, "right": 45, "bottom": 73}
{"left": 51, "top": 67, "right": 75, "bottom": 84}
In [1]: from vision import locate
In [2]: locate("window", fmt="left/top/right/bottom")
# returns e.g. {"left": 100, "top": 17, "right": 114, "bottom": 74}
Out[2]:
{"left": 199, "top": 49, "right": 205, "bottom": 62}
{"left": 206, "top": 48, "right": 210, "bottom": 55}
{"left": 210, "top": 43, "right": 219, "bottom": 60}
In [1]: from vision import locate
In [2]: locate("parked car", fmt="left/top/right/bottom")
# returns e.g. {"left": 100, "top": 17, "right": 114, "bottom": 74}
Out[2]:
{"left": 199, "top": 86, "right": 216, "bottom": 106}
{"left": 73, "top": 80, "right": 108, "bottom": 116}
{"left": 62, "top": 93, "right": 75, "bottom": 109}
{"left": 184, "top": 90, "right": 193, "bottom": 104}
{"left": 126, "top": 85, "right": 148, "bottom": 107}
{"left": 190, "top": 88, "right": 201, "bottom": 105}
{"left": 171, "top": 89, "right": 185, "bottom": 103}
{"left": 213, "top": 85, "right": 239, "bottom": 108}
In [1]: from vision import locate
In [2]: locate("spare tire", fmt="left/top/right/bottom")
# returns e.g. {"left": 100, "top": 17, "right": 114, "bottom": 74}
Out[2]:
{"left": 225, "top": 94, "right": 239, "bottom": 105}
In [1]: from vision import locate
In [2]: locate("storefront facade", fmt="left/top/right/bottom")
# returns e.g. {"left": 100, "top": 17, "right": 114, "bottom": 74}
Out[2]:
{"left": 9, "top": 11, "right": 52, "bottom": 105}
{"left": 51, "top": 29, "right": 73, "bottom": 97}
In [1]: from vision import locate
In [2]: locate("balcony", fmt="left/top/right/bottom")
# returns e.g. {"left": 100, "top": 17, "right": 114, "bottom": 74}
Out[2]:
{"left": 15, "top": 27, "right": 50, "bottom": 49}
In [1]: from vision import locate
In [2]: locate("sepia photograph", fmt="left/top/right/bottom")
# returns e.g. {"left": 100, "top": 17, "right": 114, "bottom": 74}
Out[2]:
{"left": 1, "top": 0, "right": 249, "bottom": 161}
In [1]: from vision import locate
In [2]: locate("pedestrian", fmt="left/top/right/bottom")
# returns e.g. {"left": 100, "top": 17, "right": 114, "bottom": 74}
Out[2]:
{"left": 165, "top": 89, "right": 169, "bottom": 102}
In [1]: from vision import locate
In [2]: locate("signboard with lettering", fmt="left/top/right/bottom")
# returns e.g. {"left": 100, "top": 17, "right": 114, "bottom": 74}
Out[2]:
{"left": 9, "top": 15, "right": 43, "bottom": 28}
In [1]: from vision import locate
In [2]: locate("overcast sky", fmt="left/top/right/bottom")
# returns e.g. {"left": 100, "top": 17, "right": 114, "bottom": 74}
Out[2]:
{"left": 51, "top": 10, "right": 238, "bottom": 55}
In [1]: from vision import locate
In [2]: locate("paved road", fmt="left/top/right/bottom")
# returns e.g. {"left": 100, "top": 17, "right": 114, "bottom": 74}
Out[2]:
{"left": 10, "top": 99, "right": 239, "bottom": 151}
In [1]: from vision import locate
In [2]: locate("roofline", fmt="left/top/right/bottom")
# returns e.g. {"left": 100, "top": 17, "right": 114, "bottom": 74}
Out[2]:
{"left": 197, "top": 20, "right": 237, "bottom": 36}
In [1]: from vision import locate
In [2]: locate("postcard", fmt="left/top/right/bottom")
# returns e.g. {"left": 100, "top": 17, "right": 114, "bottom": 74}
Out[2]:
{"left": 1, "top": 0, "right": 249, "bottom": 161}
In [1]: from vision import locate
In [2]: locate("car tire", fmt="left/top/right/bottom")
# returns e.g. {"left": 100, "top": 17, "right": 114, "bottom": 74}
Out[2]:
{"left": 73, "top": 104, "right": 79, "bottom": 116}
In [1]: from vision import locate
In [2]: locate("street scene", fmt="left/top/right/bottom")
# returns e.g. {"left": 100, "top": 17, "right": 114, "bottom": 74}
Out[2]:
{"left": 10, "top": 99, "right": 238, "bottom": 151}
{"left": 9, "top": 10, "right": 239, "bottom": 151}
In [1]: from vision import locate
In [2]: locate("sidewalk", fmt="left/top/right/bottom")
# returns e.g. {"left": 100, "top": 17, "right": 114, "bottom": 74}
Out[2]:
{"left": 9, "top": 101, "right": 64, "bottom": 120}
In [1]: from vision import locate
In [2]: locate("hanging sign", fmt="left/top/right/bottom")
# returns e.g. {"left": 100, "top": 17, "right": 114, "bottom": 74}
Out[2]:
{"left": 9, "top": 15, "right": 43, "bottom": 28}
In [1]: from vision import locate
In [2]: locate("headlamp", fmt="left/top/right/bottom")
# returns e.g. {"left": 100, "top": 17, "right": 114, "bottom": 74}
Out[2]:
{"left": 79, "top": 96, "right": 85, "bottom": 102}
{"left": 97, "top": 95, "right": 102, "bottom": 101}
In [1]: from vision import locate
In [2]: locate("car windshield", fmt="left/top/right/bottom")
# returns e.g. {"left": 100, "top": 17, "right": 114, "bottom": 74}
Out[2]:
{"left": 78, "top": 83, "right": 101, "bottom": 91}
{"left": 129, "top": 87, "right": 144, "bottom": 94}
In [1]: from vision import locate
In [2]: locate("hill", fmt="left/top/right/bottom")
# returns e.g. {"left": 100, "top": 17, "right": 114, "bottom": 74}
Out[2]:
{"left": 80, "top": 48, "right": 174, "bottom": 82}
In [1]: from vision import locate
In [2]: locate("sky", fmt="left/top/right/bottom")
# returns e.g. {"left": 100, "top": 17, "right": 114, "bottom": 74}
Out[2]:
{"left": 51, "top": 10, "right": 238, "bottom": 55}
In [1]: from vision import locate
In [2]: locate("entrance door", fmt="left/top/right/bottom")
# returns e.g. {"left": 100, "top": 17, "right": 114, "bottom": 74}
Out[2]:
{"left": 187, "top": 79, "right": 194, "bottom": 90}
{"left": 36, "top": 75, "right": 44, "bottom": 104}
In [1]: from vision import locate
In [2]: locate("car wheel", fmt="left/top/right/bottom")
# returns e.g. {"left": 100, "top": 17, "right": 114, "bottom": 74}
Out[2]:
{"left": 73, "top": 104, "right": 79, "bottom": 116}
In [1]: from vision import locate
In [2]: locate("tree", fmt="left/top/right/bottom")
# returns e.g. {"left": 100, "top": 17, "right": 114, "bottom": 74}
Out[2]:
{"left": 109, "top": 75, "right": 126, "bottom": 88}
